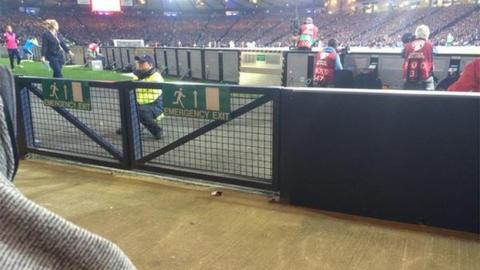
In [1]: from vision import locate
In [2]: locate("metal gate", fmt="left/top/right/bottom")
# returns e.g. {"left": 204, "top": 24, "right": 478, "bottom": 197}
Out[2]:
{"left": 127, "top": 82, "right": 279, "bottom": 190}
{"left": 16, "top": 77, "right": 279, "bottom": 191}
{"left": 15, "top": 77, "right": 131, "bottom": 169}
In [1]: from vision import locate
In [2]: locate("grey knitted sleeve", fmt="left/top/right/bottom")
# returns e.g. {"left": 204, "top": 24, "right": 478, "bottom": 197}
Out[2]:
{"left": 0, "top": 95, "right": 16, "bottom": 182}
{"left": 0, "top": 69, "right": 136, "bottom": 269}
{"left": 0, "top": 65, "right": 16, "bottom": 135}
{"left": 0, "top": 174, "right": 136, "bottom": 270}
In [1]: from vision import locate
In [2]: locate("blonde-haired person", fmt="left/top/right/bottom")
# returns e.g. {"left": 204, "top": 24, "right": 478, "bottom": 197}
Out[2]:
{"left": 40, "top": 19, "right": 74, "bottom": 78}
{"left": 402, "top": 24, "right": 436, "bottom": 90}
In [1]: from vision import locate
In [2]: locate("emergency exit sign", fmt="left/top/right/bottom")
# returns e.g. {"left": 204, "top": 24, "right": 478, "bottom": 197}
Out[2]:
{"left": 163, "top": 84, "right": 231, "bottom": 121}
{"left": 42, "top": 79, "right": 92, "bottom": 111}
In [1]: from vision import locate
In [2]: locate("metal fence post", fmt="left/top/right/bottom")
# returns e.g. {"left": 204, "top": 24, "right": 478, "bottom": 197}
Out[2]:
{"left": 281, "top": 51, "right": 288, "bottom": 87}
{"left": 118, "top": 81, "right": 135, "bottom": 169}
{"left": 14, "top": 77, "right": 29, "bottom": 159}
{"left": 218, "top": 51, "right": 224, "bottom": 82}
{"left": 271, "top": 88, "right": 281, "bottom": 192}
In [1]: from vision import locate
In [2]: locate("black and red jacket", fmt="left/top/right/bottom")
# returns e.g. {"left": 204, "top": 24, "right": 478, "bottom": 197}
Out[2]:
{"left": 402, "top": 39, "right": 434, "bottom": 82}
{"left": 313, "top": 50, "right": 338, "bottom": 86}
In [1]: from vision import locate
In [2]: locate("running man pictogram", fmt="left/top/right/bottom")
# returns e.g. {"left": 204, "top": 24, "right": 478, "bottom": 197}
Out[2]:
{"left": 173, "top": 88, "right": 186, "bottom": 108}
{"left": 50, "top": 82, "right": 59, "bottom": 99}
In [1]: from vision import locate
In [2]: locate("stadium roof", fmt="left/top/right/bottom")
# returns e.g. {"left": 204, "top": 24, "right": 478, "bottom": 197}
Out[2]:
{"left": 6, "top": 0, "right": 323, "bottom": 11}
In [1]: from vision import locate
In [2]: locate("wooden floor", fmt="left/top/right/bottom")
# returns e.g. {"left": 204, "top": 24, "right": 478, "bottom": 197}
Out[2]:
{"left": 15, "top": 160, "right": 479, "bottom": 270}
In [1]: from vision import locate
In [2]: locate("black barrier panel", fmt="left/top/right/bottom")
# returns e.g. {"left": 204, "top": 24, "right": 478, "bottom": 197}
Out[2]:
{"left": 166, "top": 49, "right": 178, "bottom": 76}
{"left": 177, "top": 49, "right": 190, "bottom": 78}
{"left": 285, "top": 52, "right": 313, "bottom": 87}
{"left": 279, "top": 89, "right": 480, "bottom": 233}
{"left": 69, "top": 47, "right": 85, "bottom": 65}
{"left": 99, "top": 47, "right": 107, "bottom": 65}
{"left": 106, "top": 48, "right": 122, "bottom": 69}
{"left": 377, "top": 56, "right": 404, "bottom": 89}
{"left": 120, "top": 48, "right": 136, "bottom": 67}
{"left": 343, "top": 54, "right": 371, "bottom": 78}
{"left": 433, "top": 57, "right": 451, "bottom": 82}
{"left": 205, "top": 51, "right": 220, "bottom": 81}
{"left": 222, "top": 51, "right": 240, "bottom": 83}
{"left": 154, "top": 48, "right": 167, "bottom": 73}
{"left": 190, "top": 50, "right": 203, "bottom": 80}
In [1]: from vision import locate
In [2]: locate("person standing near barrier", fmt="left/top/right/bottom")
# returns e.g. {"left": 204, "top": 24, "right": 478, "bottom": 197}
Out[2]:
{"left": 402, "top": 25, "right": 436, "bottom": 90}
{"left": 2, "top": 25, "right": 22, "bottom": 70}
{"left": 87, "top": 39, "right": 105, "bottom": 67}
{"left": 40, "top": 19, "right": 74, "bottom": 78}
{"left": 295, "top": 17, "right": 318, "bottom": 50}
{"left": 117, "top": 54, "right": 164, "bottom": 139}
{"left": 313, "top": 39, "right": 343, "bottom": 87}
{"left": 22, "top": 37, "right": 39, "bottom": 61}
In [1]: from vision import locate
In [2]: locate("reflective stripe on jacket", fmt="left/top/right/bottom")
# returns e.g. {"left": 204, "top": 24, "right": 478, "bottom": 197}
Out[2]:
{"left": 135, "top": 72, "right": 164, "bottom": 105}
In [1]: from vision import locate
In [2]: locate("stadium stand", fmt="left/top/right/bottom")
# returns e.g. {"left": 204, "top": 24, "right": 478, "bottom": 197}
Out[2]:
{"left": 1, "top": 4, "right": 479, "bottom": 47}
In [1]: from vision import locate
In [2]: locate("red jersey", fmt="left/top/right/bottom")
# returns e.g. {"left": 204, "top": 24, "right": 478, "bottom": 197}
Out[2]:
{"left": 313, "top": 50, "right": 337, "bottom": 86}
{"left": 3, "top": 32, "right": 17, "bottom": 49}
{"left": 297, "top": 24, "right": 319, "bottom": 49}
{"left": 88, "top": 43, "right": 99, "bottom": 57}
{"left": 448, "top": 59, "right": 480, "bottom": 92}
{"left": 402, "top": 39, "right": 434, "bottom": 82}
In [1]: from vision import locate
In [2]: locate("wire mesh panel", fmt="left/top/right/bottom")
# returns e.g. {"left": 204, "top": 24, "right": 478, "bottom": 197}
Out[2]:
{"left": 24, "top": 83, "right": 123, "bottom": 161}
{"left": 17, "top": 77, "right": 278, "bottom": 189}
{"left": 133, "top": 84, "right": 274, "bottom": 184}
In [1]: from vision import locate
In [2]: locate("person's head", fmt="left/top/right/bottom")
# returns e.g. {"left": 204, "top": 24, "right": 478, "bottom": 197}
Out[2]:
{"left": 305, "top": 17, "right": 313, "bottom": 24}
{"left": 93, "top": 39, "right": 100, "bottom": 44}
{"left": 401, "top": 32, "right": 415, "bottom": 44}
{"left": 5, "top": 25, "right": 12, "bottom": 33}
{"left": 134, "top": 54, "right": 155, "bottom": 71}
{"left": 327, "top": 39, "right": 338, "bottom": 49}
{"left": 415, "top": 24, "right": 430, "bottom": 40}
{"left": 43, "top": 19, "right": 59, "bottom": 32}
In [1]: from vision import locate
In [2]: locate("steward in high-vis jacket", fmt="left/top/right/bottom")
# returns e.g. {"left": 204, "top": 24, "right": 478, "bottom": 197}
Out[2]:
{"left": 402, "top": 25, "right": 435, "bottom": 90}
{"left": 313, "top": 39, "right": 343, "bottom": 87}
{"left": 117, "top": 54, "right": 164, "bottom": 139}
{"left": 297, "top": 17, "right": 318, "bottom": 50}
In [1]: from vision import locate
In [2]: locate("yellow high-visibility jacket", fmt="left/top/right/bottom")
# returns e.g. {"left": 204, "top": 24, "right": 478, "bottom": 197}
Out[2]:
{"left": 134, "top": 72, "right": 164, "bottom": 105}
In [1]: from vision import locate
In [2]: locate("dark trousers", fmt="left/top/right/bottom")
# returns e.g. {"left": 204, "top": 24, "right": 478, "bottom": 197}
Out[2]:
{"left": 403, "top": 76, "right": 435, "bottom": 91}
{"left": 138, "top": 97, "right": 163, "bottom": 137}
{"left": 48, "top": 58, "right": 64, "bottom": 78}
{"left": 7, "top": 49, "right": 21, "bottom": 69}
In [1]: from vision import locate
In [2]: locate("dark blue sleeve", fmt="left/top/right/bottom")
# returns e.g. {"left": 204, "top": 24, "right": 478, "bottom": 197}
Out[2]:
{"left": 41, "top": 33, "right": 48, "bottom": 58}
{"left": 58, "top": 34, "right": 70, "bottom": 53}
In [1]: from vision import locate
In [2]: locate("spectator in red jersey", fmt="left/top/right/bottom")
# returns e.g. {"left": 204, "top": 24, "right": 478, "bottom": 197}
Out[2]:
{"left": 87, "top": 39, "right": 105, "bottom": 66}
{"left": 402, "top": 25, "right": 436, "bottom": 90}
{"left": 448, "top": 59, "right": 480, "bottom": 92}
{"left": 87, "top": 39, "right": 100, "bottom": 58}
{"left": 313, "top": 39, "right": 343, "bottom": 87}
{"left": 2, "top": 25, "right": 22, "bottom": 70}
{"left": 296, "top": 17, "right": 318, "bottom": 50}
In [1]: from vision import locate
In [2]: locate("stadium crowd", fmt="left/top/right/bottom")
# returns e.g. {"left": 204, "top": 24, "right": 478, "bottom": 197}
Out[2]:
{"left": 0, "top": 4, "right": 479, "bottom": 47}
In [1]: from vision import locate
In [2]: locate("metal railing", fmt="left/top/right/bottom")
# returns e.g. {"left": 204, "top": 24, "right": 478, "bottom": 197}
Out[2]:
{"left": 15, "top": 76, "right": 279, "bottom": 190}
